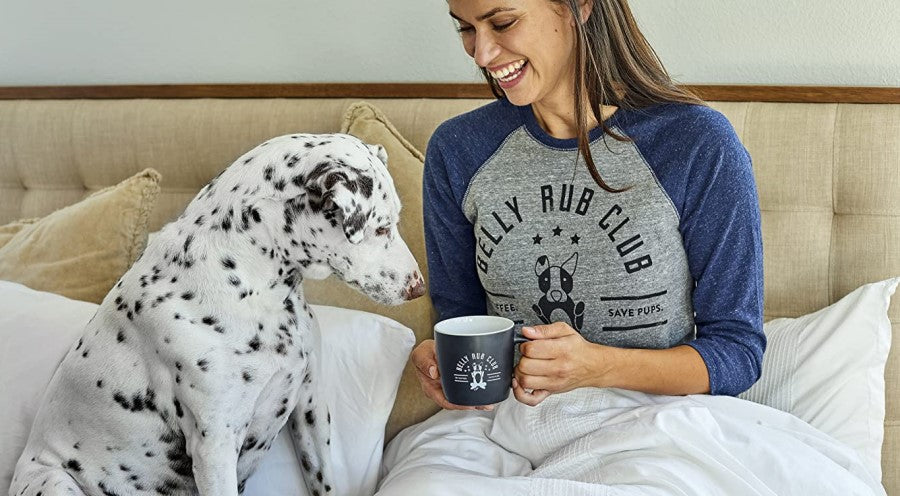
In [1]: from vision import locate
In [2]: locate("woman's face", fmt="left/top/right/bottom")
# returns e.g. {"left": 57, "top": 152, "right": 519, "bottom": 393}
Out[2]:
{"left": 448, "top": 0, "right": 580, "bottom": 108}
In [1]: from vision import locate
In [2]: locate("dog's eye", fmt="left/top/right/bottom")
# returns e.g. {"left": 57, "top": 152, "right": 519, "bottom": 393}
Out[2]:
{"left": 375, "top": 226, "right": 391, "bottom": 237}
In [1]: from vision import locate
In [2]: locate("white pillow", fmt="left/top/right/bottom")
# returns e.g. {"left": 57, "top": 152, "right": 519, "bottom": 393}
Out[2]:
{"left": 0, "top": 281, "right": 98, "bottom": 494}
{"left": 0, "top": 280, "right": 414, "bottom": 496}
{"left": 245, "top": 304, "right": 414, "bottom": 496}
{"left": 739, "top": 277, "right": 899, "bottom": 481}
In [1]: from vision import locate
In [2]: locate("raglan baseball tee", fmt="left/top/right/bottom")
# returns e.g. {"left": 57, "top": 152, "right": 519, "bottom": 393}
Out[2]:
{"left": 423, "top": 98, "right": 765, "bottom": 396}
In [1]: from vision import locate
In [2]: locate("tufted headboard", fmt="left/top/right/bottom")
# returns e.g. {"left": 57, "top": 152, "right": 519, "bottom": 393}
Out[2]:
{"left": 1, "top": 84, "right": 898, "bottom": 491}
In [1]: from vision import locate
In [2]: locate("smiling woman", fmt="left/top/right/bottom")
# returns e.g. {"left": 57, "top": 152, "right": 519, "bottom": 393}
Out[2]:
{"left": 386, "top": 0, "right": 784, "bottom": 486}
{"left": 410, "top": 0, "right": 765, "bottom": 416}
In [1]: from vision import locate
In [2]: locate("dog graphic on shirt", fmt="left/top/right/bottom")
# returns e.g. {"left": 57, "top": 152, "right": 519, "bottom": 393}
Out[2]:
{"left": 532, "top": 253, "right": 586, "bottom": 331}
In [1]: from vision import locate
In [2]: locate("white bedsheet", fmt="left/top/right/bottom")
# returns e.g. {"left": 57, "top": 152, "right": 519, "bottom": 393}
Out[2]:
{"left": 378, "top": 388, "right": 885, "bottom": 496}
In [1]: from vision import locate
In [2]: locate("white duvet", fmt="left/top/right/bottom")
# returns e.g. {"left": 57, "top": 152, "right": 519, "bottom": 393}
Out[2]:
{"left": 377, "top": 388, "right": 885, "bottom": 496}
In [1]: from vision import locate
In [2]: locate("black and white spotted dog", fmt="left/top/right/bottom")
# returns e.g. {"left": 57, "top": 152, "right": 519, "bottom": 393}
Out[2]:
{"left": 10, "top": 133, "right": 425, "bottom": 496}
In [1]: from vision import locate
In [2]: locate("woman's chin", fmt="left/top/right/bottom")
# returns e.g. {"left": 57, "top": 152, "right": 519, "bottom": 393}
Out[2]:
{"left": 501, "top": 89, "right": 535, "bottom": 107}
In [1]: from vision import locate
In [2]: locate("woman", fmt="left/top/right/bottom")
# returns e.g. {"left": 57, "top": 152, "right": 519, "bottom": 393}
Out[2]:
{"left": 412, "top": 0, "right": 765, "bottom": 410}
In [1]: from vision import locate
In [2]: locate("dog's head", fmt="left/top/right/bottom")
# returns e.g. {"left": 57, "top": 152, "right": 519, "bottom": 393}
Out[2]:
{"left": 261, "top": 133, "right": 424, "bottom": 305}
{"left": 534, "top": 253, "right": 578, "bottom": 298}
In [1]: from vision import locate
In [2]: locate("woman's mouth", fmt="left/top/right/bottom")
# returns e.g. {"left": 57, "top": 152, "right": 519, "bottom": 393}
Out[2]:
{"left": 490, "top": 60, "right": 529, "bottom": 89}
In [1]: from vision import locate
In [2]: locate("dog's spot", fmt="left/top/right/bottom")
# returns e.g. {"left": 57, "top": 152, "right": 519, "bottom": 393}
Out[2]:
{"left": 64, "top": 459, "right": 82, "bottom": 472}
{"left": 155, "top": 478, "right": 180, "bottom": 495}
{"left": 97, "top": 481, "right": 119, "bottom": 496}
{"left": 305, "top": 410, "right": 315, "bottom": 425}
{"left": 242, "top": 370, "right": 253, "bottom": 382}
{"left": 197, "top": 359, "right": 209, "bottom": 371}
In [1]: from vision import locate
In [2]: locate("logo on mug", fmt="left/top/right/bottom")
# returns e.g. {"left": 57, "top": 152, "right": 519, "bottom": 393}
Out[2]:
{"left": 453, "top": 352, "right": 502, "bottom": 391}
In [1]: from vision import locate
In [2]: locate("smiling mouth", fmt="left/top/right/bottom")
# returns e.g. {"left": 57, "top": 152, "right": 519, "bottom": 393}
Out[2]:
{"left": 490, "top": 60, "right": 528, "bottom": 82}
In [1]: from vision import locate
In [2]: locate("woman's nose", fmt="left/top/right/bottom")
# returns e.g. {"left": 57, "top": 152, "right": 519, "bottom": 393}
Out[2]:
{"left": 472, "top": 31, "right": 502, "bottom": 68}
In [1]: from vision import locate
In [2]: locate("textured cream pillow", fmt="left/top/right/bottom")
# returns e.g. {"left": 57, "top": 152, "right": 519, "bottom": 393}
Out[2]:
{"left": 302, "top": 101, "right": 439, "bottom": 441}
{"left": 0, "top": 168, "right": 161, "bottom": 304}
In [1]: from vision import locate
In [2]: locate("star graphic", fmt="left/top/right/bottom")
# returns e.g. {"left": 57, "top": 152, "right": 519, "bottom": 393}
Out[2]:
{"left": 571, "top": 234, "right": 580, "bottom": 245}
{"left": 552, "top": 226, "right": 563, "bottom": 236}
{"left": 532, "top": 234, "right": 543, "bottom": 245}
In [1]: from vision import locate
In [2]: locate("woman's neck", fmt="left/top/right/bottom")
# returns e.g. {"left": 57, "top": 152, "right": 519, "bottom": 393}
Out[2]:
{"left": 531, "top": 99, "right": 617, "bottom": 140}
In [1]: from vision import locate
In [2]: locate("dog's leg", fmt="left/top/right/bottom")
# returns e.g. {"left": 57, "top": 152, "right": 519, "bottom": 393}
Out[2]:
{"left": 9, "top": 461, "right": 88, "bottom": 496}
{"left": 190, "top": 428, "right": 241, "bottom": 496}
{"left": 288, "top": 359, "right": 335, "bottom": 496}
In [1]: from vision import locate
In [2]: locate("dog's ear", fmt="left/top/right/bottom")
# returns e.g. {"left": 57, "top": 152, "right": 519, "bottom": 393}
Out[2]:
{"left": 534, "top": 255, "right": 549, "bottom": 276}
{"left": 367, "top": 144, "right": 388, "bottom": 165}
{"left": 326, "top": 180, "right": 367, "bottom": 244}
{"left": 562, "top": 252, "right": 578, "bottom": 274}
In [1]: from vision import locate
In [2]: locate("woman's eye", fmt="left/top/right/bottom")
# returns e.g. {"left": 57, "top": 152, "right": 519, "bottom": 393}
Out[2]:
{"left": 457, "top": 20, "right": 515, "bottom": 34}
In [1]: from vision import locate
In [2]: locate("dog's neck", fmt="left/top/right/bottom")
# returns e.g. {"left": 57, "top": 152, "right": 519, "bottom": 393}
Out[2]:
{"left": 142, "top": 193, "right": 321, "bottom": 309}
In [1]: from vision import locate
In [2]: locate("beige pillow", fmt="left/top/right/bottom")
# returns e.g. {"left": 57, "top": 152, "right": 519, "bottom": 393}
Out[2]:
{"left": 303, "top": 101, "right": 440, "bottom": 441}
{"left": 0, "top": 168, "right": 161, "bottom": 304}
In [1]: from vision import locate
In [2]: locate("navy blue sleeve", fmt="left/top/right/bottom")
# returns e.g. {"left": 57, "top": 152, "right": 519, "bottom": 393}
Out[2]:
{"left": 423, "top": 132, "right": 487, "bottom": 321}
{"left": 677, "top": 113, "right": 766, "bottom": 396}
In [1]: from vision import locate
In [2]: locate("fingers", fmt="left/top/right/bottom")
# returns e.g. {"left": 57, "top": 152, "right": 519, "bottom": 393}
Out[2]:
{"left": 512, "top": 377, "right": 550, "bottom": 407}
{"left": 523, "top": 323, "right": 576, "bottom": 340}
{"left": 515, "top": 356, "right": 555, "bottom": 376}
{"left": 518, "top": 339, "right": 559, "bottom": 360}
{"left": 411, "top": 340, "right": 492, "bottom": 411}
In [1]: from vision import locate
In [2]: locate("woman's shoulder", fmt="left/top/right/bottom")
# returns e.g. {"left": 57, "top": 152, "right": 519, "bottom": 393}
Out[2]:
{"left": 624, "top": 102, "right": 739, "bottom": 144}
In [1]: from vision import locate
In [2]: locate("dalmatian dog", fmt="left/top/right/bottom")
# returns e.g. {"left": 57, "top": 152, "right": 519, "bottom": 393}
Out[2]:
{"left": 9, "top": 133, "right": 425, "bottom": 496}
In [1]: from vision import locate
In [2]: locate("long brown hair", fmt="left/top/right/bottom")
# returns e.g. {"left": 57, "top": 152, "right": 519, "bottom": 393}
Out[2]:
{"left": 479, "top": 0, "right": 706, "bottom": 192}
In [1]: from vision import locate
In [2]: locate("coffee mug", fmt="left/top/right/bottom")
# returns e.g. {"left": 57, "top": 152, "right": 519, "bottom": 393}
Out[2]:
{"left": 434, "top": 315, "right": 528, "bottom": 406}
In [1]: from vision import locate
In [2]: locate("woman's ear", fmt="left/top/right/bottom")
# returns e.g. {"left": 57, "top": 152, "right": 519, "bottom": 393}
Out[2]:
{"left": 577, "top": 0, "right": 594, "bottom": 24}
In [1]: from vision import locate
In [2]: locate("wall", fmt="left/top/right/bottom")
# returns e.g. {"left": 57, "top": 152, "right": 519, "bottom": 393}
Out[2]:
{"left": 0, "top": 0, "right": 897, "bottom": 86}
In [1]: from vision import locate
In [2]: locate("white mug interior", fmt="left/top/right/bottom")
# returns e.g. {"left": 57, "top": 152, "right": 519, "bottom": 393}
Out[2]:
{"left": 434, "top": 315, "right": 514, "bottom": 336}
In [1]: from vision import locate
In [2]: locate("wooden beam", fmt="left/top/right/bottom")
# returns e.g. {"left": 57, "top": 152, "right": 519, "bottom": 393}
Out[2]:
{"left": 0, "top": 83, "right": 898, "bottom": 103}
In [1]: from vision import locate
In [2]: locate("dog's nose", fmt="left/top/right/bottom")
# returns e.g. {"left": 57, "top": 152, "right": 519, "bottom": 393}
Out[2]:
{"left": 405, "top": 275, "right": 425, "bottom": 300}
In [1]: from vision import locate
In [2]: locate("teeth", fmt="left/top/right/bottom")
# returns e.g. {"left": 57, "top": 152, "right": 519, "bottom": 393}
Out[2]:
{"left": 490, "top": 60, "right": 525, "bottom": 80}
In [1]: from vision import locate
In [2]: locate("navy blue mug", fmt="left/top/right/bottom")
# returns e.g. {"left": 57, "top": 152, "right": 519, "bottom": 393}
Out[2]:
{"left": 434, "top": 316, "right": 529, "bottom": 406}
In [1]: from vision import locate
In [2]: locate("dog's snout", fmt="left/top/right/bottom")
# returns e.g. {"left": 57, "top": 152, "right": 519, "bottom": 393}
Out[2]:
{"left": 404, "top": 272, "right": 425, "bottom": 300}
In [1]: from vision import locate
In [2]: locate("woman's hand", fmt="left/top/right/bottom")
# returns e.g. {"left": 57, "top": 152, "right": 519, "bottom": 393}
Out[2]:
{"left": 410, "top": 339, "right": 494, "bottom": 411}
{"left": 513, "top": 322, "right": 607, "bottom": 407}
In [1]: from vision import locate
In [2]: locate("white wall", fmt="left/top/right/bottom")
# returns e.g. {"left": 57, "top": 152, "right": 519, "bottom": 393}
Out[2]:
{"left": 1, "top": 0, "right": 897, "bottom": 86}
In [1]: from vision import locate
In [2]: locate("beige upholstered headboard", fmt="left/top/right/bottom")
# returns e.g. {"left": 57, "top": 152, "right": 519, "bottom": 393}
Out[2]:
{"left": 1, "top": 84, "right": 898, "bottom": 491}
